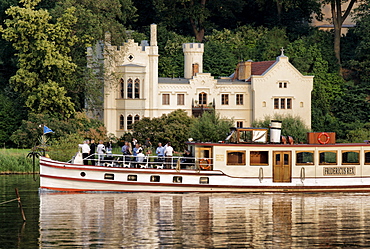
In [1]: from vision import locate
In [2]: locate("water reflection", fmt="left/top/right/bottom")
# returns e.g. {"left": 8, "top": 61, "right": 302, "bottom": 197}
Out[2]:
{"left": 39, "top": 192, "right": 370, "bottom": 248}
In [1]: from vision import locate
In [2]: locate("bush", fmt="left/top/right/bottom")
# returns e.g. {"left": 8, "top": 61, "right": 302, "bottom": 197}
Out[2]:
{"left": 0, "top": 149, "right": 37, "bottom": 173}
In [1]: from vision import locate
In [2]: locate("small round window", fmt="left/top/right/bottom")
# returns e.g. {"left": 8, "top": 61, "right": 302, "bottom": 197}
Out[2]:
{"left": 80, "top": 172, "right": 86, "bottom": 177}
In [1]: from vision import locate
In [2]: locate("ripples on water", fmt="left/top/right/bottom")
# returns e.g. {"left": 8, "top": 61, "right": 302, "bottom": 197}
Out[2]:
{"left": 39, "top": 193, "right": 370, "bottom": 248}
{"left": 2, "top": 175, "right": 370, "bottom": 248}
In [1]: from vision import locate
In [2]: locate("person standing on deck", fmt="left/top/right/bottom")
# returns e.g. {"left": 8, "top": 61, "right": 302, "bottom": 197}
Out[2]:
{"left": 156, "top": 142, "right": 165, "bottom": 162}
{"left": 96, "top": 140, "right": 106, "bottom": 166}
{"left": 90, "top": 139, "right": 97, "bottom": 165}
{"left": 164, "top": 142, "right": 174, "bottom": 169}
{"left": 78, "top": 140, "right": 90, "bottom": 165}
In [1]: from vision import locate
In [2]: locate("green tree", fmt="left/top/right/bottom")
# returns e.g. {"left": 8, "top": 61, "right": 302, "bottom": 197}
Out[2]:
{"left": 285, "top": 34, "right": 345, "bottom": 134}
{"left": 1, "top": 0, "right": 78, "bottom": 118}
{"left": 157, "top": 27, "right": 192, "bottom": 77}
{"left": 0, "top": 93, "right": 22, "bottom": 146}
{"left": 133, "top": 109, "right": 194, "bottom": 151}
{"left": 151, "top": 0, "right": 245, "bottom": 41}
{"left": 10, "top": 112, "right": 105, "bottom": 148}
{"left": 189, "top": 110, "right": 233, "bottom": 143}
{"left": 252, "top": 114, "right": 310, "bottom": 143}
{"left": 323, "top": 0, "right": 362, "bottom": 66}
{"left": 243, "top": 0, "right": 321, "bottom": 38}
{"left": 203, "top": 40, "right": 237, "bottom": 77}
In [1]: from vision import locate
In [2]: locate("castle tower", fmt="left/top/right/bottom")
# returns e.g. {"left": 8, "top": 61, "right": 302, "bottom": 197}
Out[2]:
{"left": 183, "top": 43, "right": 204, "bottom": 79}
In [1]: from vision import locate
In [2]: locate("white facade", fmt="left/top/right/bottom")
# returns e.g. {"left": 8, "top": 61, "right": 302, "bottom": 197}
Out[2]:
{"left": 87, "top": 24, "right": 313, "bottom": 137}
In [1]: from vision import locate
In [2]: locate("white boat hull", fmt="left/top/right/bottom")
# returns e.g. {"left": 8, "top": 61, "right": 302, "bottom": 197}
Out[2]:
{"left": 40, "top": 157, "right": 370, "bottom": 193}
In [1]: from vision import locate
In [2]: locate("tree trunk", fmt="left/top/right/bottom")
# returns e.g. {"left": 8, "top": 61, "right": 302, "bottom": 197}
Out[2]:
{"left": 330, "top": 0, "right": 358, "bottom": 67}
{"left": 331, "top": 0, "right": 342, "bottom": 65}
{"left": 189, "top": 0, "right": 206, "bottom": 42}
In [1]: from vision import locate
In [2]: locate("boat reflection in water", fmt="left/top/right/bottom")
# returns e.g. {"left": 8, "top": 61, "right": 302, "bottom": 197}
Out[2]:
{"left": 39, "top": 192, "right": 370, "bottom": 248}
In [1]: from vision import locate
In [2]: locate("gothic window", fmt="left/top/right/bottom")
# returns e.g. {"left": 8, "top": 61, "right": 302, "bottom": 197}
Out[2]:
{"left": 134, "top": 78, "right": 140, "bottom": 99}
{"left": 127, "top": 78, "right": 133, "bottom": 99}
{"left": 199, "top": 92, "right": 207, "bottom": 105}
{"left": 127, "top": 115, "right": 133, "bottom": 130}
{"left": 120, "top": 79, "right": 124, "bottom": 98}
{"left": 119, "top": 115, "right": 124, "bottom": 129}
{"left": 134, "top": 115, "right": 140, "bottom": 123}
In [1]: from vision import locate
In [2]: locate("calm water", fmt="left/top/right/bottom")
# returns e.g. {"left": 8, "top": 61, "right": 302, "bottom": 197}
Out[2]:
{"left": 2, "top": 175, "right": 370, "bottom": 248}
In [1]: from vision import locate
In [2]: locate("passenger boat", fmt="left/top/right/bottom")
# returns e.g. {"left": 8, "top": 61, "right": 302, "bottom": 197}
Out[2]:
{"left": 39, "top": 122, "right": 370, "bottom": 192}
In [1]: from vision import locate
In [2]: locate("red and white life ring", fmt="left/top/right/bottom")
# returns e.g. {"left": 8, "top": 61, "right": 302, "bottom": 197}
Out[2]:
{"left": 318, "top": 132, "right": 330, "bottom": 144}
{"left": 199, "top": 159, "right": 211, "bottom": 170}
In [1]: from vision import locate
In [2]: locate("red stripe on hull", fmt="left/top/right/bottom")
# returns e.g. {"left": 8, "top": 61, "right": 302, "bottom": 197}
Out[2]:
{"left": 40, "top": 174, "right": 370, "bottom": 193}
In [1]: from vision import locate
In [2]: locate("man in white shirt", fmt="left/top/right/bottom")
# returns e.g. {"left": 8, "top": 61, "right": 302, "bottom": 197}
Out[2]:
{"left": 164, "top": 142, "right": 174, "bottom": 169}
{"left": 78, "top": 140, "right": 90, "bottom": 165}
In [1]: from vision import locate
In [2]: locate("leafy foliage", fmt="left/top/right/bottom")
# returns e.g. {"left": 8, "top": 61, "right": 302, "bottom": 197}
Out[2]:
{"left": 189, "top": 110, "right": 233, "bottom": 143}
{"left": 132, "top": 109, "right": 194, "bottom": 151}
{"left": 10, "top": 112, "right": 105, "bottom": 148}
{"left": 48, "top": 133, "right": 85, "bottom": 162}
{"left": 252, "top": 114, "right": 310, "bottom": 143}
{"left": 1, "top": 0, "right": 78, "bottom": 118}
{"left": 0, "top": 93, "right": 23, "bottom": 146}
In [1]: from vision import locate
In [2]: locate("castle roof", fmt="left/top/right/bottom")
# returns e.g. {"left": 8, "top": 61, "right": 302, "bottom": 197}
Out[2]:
{"left": 251, "top": 61, "right": 276, "bottom": 76}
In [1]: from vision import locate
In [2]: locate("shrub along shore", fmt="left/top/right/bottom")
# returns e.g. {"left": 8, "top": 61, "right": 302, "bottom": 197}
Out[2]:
{"left": 0, "top": 149, "right": 38, "bottom": 174}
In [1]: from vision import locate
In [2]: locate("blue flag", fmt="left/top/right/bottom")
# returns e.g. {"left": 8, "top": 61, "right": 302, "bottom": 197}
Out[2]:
{"left": 43, "top": 125, "right": 54, "bottom": 134}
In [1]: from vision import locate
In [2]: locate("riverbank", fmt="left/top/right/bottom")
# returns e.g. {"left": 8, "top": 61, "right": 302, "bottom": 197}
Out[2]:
{"left": 0, "top": 149, "right": 37, "bottom": 173}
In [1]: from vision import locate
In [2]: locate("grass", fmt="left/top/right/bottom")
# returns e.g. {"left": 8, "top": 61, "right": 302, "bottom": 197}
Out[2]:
{"left": 0, "top": 149, "right": 38, "bottom": 174}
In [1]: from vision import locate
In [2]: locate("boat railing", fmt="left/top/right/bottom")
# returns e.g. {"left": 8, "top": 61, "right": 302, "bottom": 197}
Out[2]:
{"left": 81, "top": 153, "right": 213, "bottom": 170}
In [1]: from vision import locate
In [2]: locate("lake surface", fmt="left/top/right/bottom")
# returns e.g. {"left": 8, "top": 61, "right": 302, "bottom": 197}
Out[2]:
{"left": 2, "top": 175, "right": 370, "bottom": 248}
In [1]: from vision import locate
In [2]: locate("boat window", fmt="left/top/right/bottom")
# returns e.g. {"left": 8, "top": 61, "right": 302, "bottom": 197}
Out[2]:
{"left": 319, "top": 151, "right": 337, "bottom": 165}
{"left": 150, "top": 175, "right": 160, "bottom": 182}
{"left": 104, "top": 173, "right": 114, "bottom": 180}
{"left": 250, "top": 151, "right": 269, "bottom": 166}
{"left": 365, "top": 151, "right": 370, "bottom": 165}
{"left": 199, "top": 177, "right": 209, "bottom": 184}
{"left": 296, "top": 151, "right": 314, "bottom": 165}
{"left": 173, "top": 176, "right": 182, "bottom": 183}
{"left": 80, "top": 172, "right": 86, "bottom": 177}
{"left": 227, "top": 151, "right": 246, "bottom": 165}
{"left": 342, "top": 151, "right": 360, "bottom": 164}
{"left": 127, "top": 175, "right": 137, "bottom": 181}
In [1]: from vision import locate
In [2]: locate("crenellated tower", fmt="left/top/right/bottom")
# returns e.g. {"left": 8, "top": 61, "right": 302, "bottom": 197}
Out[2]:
{"left": 183, "top": 43, "right": 204, "bottom": 79}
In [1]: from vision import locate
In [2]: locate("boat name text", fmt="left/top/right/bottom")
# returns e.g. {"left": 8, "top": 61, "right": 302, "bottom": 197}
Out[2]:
{"left": 323, "top": 167, "right": 355, "bottom": 175}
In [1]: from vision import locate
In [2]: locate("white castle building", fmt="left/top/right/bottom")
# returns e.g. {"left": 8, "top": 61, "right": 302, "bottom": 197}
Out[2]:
{"left": 87, "top": 24, "right": 313, "bottom": 138}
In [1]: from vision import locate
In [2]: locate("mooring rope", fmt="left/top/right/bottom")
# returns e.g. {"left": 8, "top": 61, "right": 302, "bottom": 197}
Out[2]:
{"left": 0, "top": 198, "right": 18, "bottom": 205}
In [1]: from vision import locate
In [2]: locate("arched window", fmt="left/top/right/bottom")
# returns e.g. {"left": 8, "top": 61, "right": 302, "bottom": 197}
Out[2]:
{"left": 127, "top": 78, "right": 133, "bottom": 99}
{"left": 134, "top": 78, "right": 140, "bottom": 99}
{"left": 120, "top": 78, "right": 124, "bottom": 98}
{"left": 199, "top": 92, "right": 207, "bottom": 105}
{"left": 134, "top": 115, "right": 140, "bottom": 123}
{"left": 119, "top": 115, "right": 124, "bottom": 129}
{"left": 127, "top": 115, "right": 133, "bottom": 130}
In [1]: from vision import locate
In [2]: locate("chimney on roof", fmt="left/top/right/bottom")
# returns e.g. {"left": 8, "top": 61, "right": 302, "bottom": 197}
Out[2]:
{"left": 237, "top": 60, "right": 252, "bottom": 80}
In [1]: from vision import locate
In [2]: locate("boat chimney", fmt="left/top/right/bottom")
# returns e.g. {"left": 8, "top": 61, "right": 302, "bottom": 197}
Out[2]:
{"left": 270, "top": 120, "right": 282, "bottom": 143}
